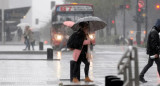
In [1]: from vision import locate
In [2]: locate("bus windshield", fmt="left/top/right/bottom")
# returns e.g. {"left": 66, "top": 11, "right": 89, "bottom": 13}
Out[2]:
{"left": 57, "top": 13, "right": 93, "bottom": 22}
{"left": 52, "top": 4, "right": 94, "bottom": 22}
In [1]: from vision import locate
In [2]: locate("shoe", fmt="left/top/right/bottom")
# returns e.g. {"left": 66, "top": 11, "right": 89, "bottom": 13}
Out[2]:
{"left": 72, "top": 77, "right": 79, "bottom": 83}
{"left": 85, "top": 77, "right": 93, "bottom": 82}
{"left": 139, "top": 76, "right": 147, "bottom": 83}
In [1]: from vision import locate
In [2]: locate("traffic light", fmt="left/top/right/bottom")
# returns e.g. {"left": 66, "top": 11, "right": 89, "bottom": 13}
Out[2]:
{"left": 130, "top": 30, "right": 134, "bottom": 34}
{"left": 133, "top": 9, "right": 145, "bottom": 23}
{"left": 138, "top": 8, "right": 142, "bottom": 12}
{"left": 112, "top": 20, "right": 115, "bottom": 24}
{"left": 155, "top": 4, "right": 160, "bottom": 10}
{"left": 136, "top": 0, "right": 145, "bottom": 23}
{"left": 138, "top": 1, "right": 144, "bottom": 9}
{"left": 111, "top": 20, "right": 115, "bottom": 28}
{"left": 126, "top": 4, "right": 130, "bottom": 9}
{"left": 144, "top": 30, "right": 146, "bottom": 34}
{"left": 137, "top": 0, "right": 144, "bottom": 13}
{"left": 130, "top": 37, "right": 134, "bottom": 40}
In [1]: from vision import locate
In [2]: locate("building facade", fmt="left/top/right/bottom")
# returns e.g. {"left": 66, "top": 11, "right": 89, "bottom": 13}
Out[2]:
{"left": 0, "top": 0, "right": 64, "bottom": 44}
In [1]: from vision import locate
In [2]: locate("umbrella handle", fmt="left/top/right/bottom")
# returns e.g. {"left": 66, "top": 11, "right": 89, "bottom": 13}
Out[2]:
{"left": 86, "top": 34, "right": 92, "bottom": 44}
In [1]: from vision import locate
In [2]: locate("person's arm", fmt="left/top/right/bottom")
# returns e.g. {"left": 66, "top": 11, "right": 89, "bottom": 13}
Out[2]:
{"left": 83, "top": 34, "right": 91, "bottom": 45}
{"left": 83, "top": 40, "right": 90, "bottom": 45}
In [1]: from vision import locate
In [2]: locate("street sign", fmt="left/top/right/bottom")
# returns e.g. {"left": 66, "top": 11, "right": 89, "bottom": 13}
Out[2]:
{"left": 4, "top": 7, "right": 30, "bottom": 21}
{"left": 56, "top": 5, "right": 93, "bottom": 12}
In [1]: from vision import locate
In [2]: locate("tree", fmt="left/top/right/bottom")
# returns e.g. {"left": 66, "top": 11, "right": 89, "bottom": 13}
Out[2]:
{"left": 65, "top": 0, "right": 130, "bottom": 35}
{"left": 65, "top": 0, "right": 126, "bottom": 20}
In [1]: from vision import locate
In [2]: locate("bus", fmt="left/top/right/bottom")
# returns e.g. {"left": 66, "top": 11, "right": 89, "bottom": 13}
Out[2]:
{"left": 51, "top": 3, "right": 95, "bottom": 49}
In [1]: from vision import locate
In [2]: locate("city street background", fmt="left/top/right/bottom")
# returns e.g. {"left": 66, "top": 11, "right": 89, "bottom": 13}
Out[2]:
{"left": 0, "top": 45, "right": 159, "bottom": 86}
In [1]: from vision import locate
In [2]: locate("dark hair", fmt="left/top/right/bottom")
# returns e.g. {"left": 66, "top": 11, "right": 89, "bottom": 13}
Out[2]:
{"left": 79, "top": 22, "right": 89, "bottom": 28}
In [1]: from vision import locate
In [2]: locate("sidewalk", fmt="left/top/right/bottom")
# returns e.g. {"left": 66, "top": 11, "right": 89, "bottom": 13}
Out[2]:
{"left": 0, "top": 45, "right": 158, "bottom": 86}
{"left": 0, "top": 45, "right": 52, "bottom": 51}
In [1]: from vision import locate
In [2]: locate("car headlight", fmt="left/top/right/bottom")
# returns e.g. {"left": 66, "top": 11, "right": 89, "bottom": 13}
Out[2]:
{"left": 56, "top": 35, "right": 63, "bottom": 40}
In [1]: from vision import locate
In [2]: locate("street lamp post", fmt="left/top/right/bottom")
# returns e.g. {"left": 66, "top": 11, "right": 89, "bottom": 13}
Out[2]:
{"left": 144, "top": 0, "right": 148, "bottom": 42}
{"left": 136, "top": 0, "right": 142, "bottom": 45}
{"left": 123, "top": 0, "right": 126, "bottom": 44}
{"left": 1, "top": 1, "right": 4, "bottom": 44}
{"left": 1, "top": 0, "right": 8, "bottom": 44}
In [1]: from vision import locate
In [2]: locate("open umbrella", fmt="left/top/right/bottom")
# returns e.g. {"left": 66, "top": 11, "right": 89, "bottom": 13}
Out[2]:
{"left": 17, "top": 23, "right": 30, "bottom": 32}
{"left": 17, "top": 23, "right": 30, "bottom": 27}
{"left": 63, "top": 21, "right": 75, "bottom": 27}
{"left": 71, "top": 16, "right": 106, "bottom": 31}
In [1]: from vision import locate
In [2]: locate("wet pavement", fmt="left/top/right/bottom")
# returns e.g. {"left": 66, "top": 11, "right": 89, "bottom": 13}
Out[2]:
{"left": 0, "top": 45, "right": 159, "bottom": 86}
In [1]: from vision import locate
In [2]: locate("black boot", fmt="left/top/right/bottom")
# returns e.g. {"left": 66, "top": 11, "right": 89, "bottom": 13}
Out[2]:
{"left": 139, "top": 75, "right": 147, "bottom": 83}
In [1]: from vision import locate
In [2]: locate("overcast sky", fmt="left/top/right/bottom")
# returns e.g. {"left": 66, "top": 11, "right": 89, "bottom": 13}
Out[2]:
{"left": 32, "top": 0, "right": 64, "bottom": 27}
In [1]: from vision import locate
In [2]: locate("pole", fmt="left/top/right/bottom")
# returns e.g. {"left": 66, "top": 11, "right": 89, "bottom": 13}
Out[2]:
{"left": 1, "top": 9, "right": 4, "bottom": 44}
{"left": 144, "top": 0, "right": 148, "bottom": 42}
{"left": 1, "top": 0, "right": 6, "bottom": 44}
{"left": 114, "top": 0, "right": 117, "bottom": 35}
{"left": 136, "top": 0, "right": 141, "bottom": 45}
{"left": 123, "top": 0, "right": 126, "bottom": 44}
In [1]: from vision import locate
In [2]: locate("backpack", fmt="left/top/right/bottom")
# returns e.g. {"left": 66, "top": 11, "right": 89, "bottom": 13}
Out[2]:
{"left": 67, "top": 32, "right": 77, "bottom": 50}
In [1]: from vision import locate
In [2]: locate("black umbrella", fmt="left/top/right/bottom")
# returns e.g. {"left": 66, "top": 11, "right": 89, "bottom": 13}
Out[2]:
{"left": 71, "top": 16, "right": 107, "bottom": 31}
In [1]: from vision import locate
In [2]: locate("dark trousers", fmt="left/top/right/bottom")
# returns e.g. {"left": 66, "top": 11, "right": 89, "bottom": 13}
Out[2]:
{"left": 140, "top": 56, "right": 160, "bottom": 77}
{"left": 30, "top": 41, "right": 35, "bottom": 50}
{"left": 73, "top": 53, "right": 90, "bottom": 78}
{"left": 25, "top": 38, "right": 30, "bottom": 50}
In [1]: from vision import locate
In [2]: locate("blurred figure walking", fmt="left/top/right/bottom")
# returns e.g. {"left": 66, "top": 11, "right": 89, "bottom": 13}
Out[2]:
{"left": 28, "top": 29, "right": 35, "bottom": 50}
{"left": 17, "top": 27, "right": 22, "bottom": 41}
{"left": 23, "top": 26, "right": 31, "bottom": 50}
{"left": 139, "top": 19, "right": 160, "bottom": 83}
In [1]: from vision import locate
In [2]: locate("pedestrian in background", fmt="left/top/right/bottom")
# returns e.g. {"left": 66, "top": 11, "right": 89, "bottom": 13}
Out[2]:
{"left": 6, "top": 27, "right": 11, "bottom": 41}
{"left": 17, "top": 27, "right": 22, "bottom": 41}
{"left": 139, "top": 19, "right": 160, "bottom": 83}
{"left": 28, "top": 29, "right": 35, "bottom": 50}
{"left": 23, "top": 26, "right": 30, "bottom": 50}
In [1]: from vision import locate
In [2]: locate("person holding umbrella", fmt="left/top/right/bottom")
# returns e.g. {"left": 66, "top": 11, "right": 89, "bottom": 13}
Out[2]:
{"left": 67, "top": 16, "right": 106, "bottom": 83}
{"left": 23, "top": 25, "right": 30, "bottom": 50}
{"left": 69, "top": 22, "right": 93, "bottom": 83}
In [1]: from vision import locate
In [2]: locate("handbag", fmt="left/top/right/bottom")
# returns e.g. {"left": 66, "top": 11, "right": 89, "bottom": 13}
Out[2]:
{"left": 73, "top": 49, "right": 82, "bottom": 62}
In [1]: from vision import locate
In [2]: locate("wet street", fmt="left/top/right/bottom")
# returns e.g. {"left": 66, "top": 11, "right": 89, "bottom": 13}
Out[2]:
{"left": 0, "top": 45, "right": 159, "bottom": 86}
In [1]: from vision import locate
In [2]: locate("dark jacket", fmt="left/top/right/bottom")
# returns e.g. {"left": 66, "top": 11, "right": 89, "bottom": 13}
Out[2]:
{"left": 147, "top": 19, "right": 160, "bottom": 55}
{"left": 67, "top": 29, "right": 87, "bottom": 50}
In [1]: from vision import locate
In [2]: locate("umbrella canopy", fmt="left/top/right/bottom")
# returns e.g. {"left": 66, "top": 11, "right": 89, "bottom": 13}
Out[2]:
{"left": 63, "top": 21, "right": 75, "bottom": 27}
{"left": 17, "top": 23, "right": 30, "bottom": 32}
{"left": 71, "top": 16, "right": 106, "bottom": 31}
{"left": 17, "top": 23, "right": 30, "bottom": 27}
